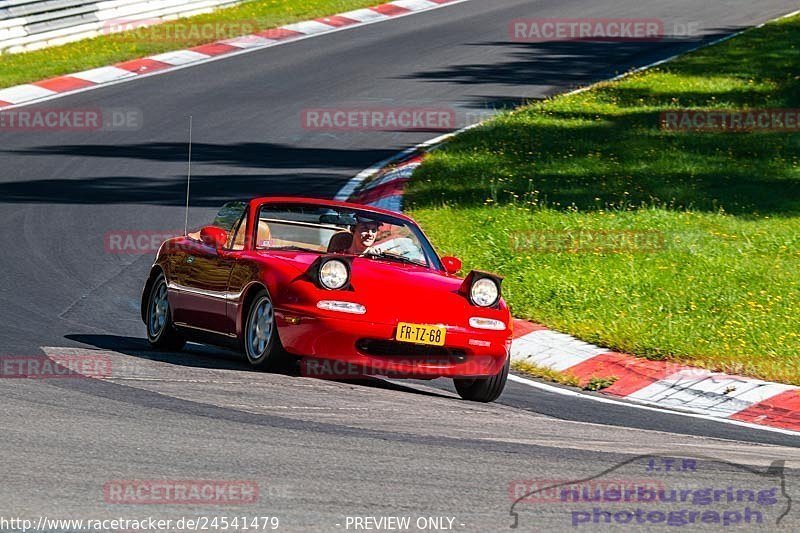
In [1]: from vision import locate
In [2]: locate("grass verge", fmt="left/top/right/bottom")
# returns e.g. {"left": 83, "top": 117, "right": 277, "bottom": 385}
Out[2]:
{"left": 0, "top": 0, "right": 382, "bottom": 89}
{"left": 409, "top": 15, "right": 800, "bottom": 385}
{"left": 512, "top": 361, "right": 620, "bottom": 391}
{"left": 511, "top": 361, "right": 580, "bottom": 388}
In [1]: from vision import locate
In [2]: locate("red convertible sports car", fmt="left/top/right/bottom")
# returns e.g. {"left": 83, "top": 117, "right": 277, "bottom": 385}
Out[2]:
{"left": 141, "top": 197, "right": 512, "bottom": 402}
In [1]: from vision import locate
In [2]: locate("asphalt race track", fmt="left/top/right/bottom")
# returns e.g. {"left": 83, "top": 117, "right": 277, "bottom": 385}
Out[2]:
{"left": 1, "top": 0, "right": 798, "bottom": 530}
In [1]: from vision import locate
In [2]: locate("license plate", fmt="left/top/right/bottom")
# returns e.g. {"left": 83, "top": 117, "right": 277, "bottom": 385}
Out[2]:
{"left": 396, "top": 322, "right": 446, "bottom": 346}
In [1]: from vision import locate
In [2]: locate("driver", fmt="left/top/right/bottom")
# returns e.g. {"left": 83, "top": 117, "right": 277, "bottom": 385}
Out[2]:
{"left": 349, "top": 218, "right": 381, "bottom": 255}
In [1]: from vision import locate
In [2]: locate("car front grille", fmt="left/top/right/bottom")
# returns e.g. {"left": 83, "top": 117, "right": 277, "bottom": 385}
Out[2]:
{"left": 356, "top": 339, "right": 467, "bottom": 360}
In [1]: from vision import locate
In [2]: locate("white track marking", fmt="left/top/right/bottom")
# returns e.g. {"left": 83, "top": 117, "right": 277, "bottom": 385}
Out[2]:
{"left": 511, "top": 329, "right": 607, "bottom": 370}
{"left": 339, "top": 8, "right": 390, "bottom": 23}
{"left": 391, "top": 0, "right": 440, "bottom": 10}
{"left": 282, "top": 20, "right": 337, "bottom": 35}
{"left": 70, "top": 66, "right": 137, "bottom": 84}
{"left": 0, "top": 84, "right": 56, "bottom": 104}
{"left": 221, "top": 35, "right": 275, "bottom": 49}
{"left": 149, "top": 49, "right": 211, "bottom": 66}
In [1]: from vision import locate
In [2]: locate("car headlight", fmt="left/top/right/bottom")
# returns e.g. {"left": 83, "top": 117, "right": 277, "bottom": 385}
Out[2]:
{"left": 470, "top": 278, "right": 499, "bottom": 307}
{"left": 319, "top": 259, "right": 349, "bottom": 290}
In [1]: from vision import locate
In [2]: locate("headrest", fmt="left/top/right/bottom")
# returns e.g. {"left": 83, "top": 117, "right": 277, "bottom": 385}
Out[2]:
{"left": 327, "top": 231, "right": 353, "bottom": 253}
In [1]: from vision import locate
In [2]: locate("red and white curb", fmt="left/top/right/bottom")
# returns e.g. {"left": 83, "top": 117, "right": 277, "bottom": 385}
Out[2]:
{"left": 334, "top": 126, "right": 469, "bottom": 207}
{"left": 0, "top": 0, "right": 468, "bottom": 110}
{"left": 509, "top": 320, "right": 800, "bottom": 433}
{"left": 342, "top": 153, "right": 423, "bottom": 212}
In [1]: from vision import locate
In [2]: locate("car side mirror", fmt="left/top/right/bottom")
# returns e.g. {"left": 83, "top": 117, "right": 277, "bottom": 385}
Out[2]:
{"left": 200, "top": 226, "right": 228, "bottom": 250}
{"left": 441, "top": 256, "right": 462, "bottom": 275}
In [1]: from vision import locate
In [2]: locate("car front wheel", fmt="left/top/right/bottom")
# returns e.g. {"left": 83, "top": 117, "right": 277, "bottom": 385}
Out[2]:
{"left": 453, "top": 354, "right": 509, "bottom": 402}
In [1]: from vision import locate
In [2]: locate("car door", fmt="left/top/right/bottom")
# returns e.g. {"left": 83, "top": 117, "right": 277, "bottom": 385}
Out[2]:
{"left": 173, "top": 201, "right": 248, "bottom": 335}
{"left": 165, "top": 238, "right": 194, "bottom": 326}
{"left": 178, "top": 240, "right": 235, "bottom": 335}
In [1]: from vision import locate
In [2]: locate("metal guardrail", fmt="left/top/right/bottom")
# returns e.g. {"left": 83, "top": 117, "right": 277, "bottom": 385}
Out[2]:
{"left": 0, "top": 1, "right": 95, "bottom": 19}
{"left": 0, "top": 0, "right": 244, "bottom": 54}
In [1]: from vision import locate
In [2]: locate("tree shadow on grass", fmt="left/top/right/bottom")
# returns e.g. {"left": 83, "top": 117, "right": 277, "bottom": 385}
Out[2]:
{"left": 408, "top": 109, "right": 800, "bottom": 216}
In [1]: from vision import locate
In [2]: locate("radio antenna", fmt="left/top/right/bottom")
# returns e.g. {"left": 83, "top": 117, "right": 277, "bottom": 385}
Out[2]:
{"left": 184, "top": 115, "right": 193, "bottom": 236}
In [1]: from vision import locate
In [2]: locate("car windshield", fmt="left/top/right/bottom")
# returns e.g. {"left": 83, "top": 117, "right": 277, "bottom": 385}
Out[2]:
{"left": 255, "top": 203, "right": 440, "bottom": 269}
{"left": 212, "top": 201, "right": 247, "bottom": 231}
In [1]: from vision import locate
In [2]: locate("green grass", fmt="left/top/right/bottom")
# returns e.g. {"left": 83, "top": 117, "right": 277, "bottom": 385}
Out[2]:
{"left": 512, "top": 360, "right": 619, "bottom": 391}
{"left": 408, "top": 16, "right": 800, "bottom": 385}
{"left": 0, "top": 0, "right": 382, "bottom": 89}
{"left": 512, "top": 360, "right": 580, "bottom": 388}
{"left": 584, "top": 376, "right": 619, "bottom": 392}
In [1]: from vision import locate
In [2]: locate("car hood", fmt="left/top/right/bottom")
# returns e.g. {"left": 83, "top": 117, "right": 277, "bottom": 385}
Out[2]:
{"left": 265, "top": 252, "right": 507, "bottom": 325}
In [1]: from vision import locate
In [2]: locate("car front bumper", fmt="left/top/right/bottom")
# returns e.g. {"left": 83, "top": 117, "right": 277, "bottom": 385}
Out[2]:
{"left": 276, "top": 310, "right": 511, "bottom": 379}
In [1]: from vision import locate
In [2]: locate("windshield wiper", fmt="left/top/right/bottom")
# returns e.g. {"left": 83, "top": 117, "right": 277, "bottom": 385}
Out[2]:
{"left": 362, "top": 250, "right": 426, "bottom": 267}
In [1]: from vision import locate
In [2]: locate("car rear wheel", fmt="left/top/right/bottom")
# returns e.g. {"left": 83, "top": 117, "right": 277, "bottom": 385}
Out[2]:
{"left": 453, "top": 354, "right": 509, "bottom": 402}
{"left": 146, "top": 274, "right": 185, "bottom": 351}
{"left": 244, "top": 290, "right": 288, "bottom": 370}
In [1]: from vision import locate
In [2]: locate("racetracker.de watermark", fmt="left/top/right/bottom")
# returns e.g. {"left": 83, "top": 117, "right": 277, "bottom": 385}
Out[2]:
{"left": 510, "top": 230, "right": 665, "bottom": 254}
{"left": 661, "top": 109, "right": 800, "bottom": 132}
{"left": 0, "top": 108, "right": 142, "bottom": 132}
{"left": 0, "top": 355, "right": 112, "bottom": 379}
{"left": 105, "top": 231, "right": 183, "bottom": 255}
{"left": 301, "top": 108, "right": 456, "bottom": 131}
{"left": 510, "top": 18, "right": 667, "bottom": 42}
{"left": 300, "top": 357, "right": 498, "bottom": 379}
{"left": 104, "top": 480, "right": 259, "bottom": 505}
{"left": 101, "top": 19, "right": 259, "bottom": 42}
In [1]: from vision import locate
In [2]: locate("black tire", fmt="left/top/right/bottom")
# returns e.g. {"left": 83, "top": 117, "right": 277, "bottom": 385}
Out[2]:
{"left": 453, "top": 354, "right": 510, "bottom": 402}
{"left": 243, "top": 290, "right": 289, "bottom": 371}
{"left": 145, "top": 273, "right": 185, "bottom": 351}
